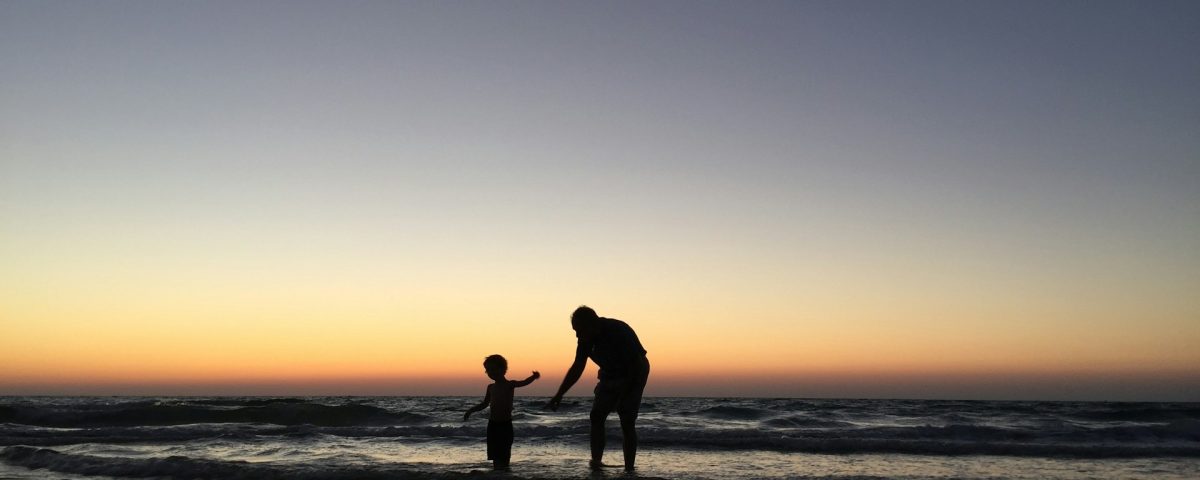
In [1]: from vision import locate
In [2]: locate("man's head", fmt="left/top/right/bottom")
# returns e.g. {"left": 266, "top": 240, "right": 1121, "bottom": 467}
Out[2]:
{"left": 483, "top": 354, "right": 507, "bottom": 380}
{"left": 571, "top": 305, "right": 599, "bottom": 340}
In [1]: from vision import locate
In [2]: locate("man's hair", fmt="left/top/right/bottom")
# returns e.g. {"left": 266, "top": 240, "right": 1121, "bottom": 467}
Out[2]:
{"left": 483, "top": 354, "right": 507, "bottom": 373}
{"left": 571, "top": 305, "right": 599, "bottom": 329}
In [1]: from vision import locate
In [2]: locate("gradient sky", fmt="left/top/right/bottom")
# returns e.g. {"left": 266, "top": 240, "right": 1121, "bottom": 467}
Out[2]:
{"left": 2, "top": 1, "right": 1197, "bottom": 401}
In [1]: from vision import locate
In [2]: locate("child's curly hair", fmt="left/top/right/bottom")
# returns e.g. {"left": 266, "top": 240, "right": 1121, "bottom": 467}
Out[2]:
{"left": 483, "top": 354, "right": 507, "bottom": 374}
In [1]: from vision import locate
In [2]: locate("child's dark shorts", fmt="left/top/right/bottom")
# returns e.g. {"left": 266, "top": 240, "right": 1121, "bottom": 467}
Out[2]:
{"left": 486, "top": 420, "right": 513, "bottom": 462}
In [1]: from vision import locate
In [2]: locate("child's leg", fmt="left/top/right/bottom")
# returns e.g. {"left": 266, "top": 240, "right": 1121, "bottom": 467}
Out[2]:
{"left": 486, "top": 421, "right": 498, "bottom": 465}
{"left": 486, "top": 420, "right": 511, "bottom": 469}
{"left": 502, "top": 421, "right": 514, "bottom": 468}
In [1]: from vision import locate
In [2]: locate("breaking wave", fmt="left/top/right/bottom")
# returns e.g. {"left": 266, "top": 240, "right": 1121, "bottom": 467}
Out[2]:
{"left": 0, "top": 446, "right": 540, "bottom": 480}
{"left": 0, "top": 402, "right": 430, "bottom": 428}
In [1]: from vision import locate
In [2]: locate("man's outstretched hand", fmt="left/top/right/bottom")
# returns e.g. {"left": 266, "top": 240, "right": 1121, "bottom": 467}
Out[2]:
{"left": 544, "top": 395, "right": 562, "bottom": 411}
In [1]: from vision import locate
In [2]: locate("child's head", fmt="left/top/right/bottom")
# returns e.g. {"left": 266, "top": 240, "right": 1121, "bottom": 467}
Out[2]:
{"left": 483, "top": 354, "right": 507, "bottom": 380}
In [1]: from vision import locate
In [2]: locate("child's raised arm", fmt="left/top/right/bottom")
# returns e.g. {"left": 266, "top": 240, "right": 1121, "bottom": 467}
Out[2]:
{"left": 463, "top": 385, "right": 492, "bottom": 421}
{"left": 512, "top": 371, "right": 540, "bottom": 388}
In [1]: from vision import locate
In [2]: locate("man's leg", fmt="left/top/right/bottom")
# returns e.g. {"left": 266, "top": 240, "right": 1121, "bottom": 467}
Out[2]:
{"left": 591, "top": 383, "right": 620, "bottom": 469}
{"left": 589, "top": 409, "right": 608, "bottom": 468}
{"left": 619, "top": 414, "right": 637, "bottom": 471}
{"left": 617, "top": 361, "right": 649, "bottom": 471}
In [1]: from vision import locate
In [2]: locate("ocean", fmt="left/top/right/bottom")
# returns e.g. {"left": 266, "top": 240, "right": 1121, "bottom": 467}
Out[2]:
{"left": 1, "top": 396, "right": 1197, "bottom": 479}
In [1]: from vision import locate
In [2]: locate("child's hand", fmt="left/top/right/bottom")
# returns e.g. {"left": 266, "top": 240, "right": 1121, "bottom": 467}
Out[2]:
{"left": 531, "top": 371, "right": 540, "bottom": 380}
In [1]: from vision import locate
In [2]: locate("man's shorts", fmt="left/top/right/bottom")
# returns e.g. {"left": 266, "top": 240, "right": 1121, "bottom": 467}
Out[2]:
{"left": 592, "top": 357, "right": 650, "bottom": 420}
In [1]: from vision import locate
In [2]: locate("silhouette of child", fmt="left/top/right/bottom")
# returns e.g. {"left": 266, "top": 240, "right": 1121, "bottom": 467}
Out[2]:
{"left": 464, "top": 354, "right": 539, "bottom": 470}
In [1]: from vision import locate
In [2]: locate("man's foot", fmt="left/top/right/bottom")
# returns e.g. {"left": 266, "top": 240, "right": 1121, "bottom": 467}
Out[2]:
{"left": 590, "top": 459, "right": 621, "bottom": 470}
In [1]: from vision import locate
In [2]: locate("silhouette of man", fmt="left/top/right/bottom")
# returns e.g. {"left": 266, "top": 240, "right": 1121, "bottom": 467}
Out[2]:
{"left": 546, "top": 305, "right": 649, "bottom": 471}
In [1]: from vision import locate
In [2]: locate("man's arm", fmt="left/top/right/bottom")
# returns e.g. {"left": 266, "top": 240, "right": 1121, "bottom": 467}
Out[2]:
{"left": 463, "top": 386, "right": 491, "bottom": 421}
{"left": 513, "top": 371, "right": 540, "bottom": 388}
{"left": 546, "top": 342, "right": 589, "bottom": 410}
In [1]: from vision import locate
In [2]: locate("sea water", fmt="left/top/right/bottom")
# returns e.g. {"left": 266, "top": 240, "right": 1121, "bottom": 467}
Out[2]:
{"left": 1, "top": 396, "right": 1197, "bottom": 479}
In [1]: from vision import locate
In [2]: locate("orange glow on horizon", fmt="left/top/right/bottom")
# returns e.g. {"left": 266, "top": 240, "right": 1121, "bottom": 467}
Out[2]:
{"left": 3, "top": 259, "right": 1197, "bottom": 400}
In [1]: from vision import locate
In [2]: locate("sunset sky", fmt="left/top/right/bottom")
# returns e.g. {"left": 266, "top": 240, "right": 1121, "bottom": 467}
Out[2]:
{"left": 2, "top": 1, "right": 1197, "bottom": 401}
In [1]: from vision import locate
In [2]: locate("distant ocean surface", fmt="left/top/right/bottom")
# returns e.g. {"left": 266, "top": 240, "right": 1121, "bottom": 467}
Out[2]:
{"left": 1, "top": 396, "right": 1197, "bottom": 479}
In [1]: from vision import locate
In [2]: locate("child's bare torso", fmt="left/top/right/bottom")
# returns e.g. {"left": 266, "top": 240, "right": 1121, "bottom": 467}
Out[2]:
{"left": 489, "top": 381, "right": 515, "bottom": 421}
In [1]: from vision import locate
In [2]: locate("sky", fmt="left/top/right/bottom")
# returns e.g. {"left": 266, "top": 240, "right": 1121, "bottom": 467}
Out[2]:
{"left": 1, "top": 1, "right": 1197, "bottom": 401}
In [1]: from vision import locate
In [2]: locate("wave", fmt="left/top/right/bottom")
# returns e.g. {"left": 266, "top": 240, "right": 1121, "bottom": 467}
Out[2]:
{"left": 635, "top": 429, "right": 1200, "bottom": 457}
{"left": 0, "top": 446, "right": 471, "bottom": 480}
{"left": 1, "top": 423, "right": 301, "bottom": 447}
{"left": 769, "top": 420, "right": 1200, "bottom": 446}
{"left": 763, "top": 416, "right": 856, "bottom": 429}
{"left": 1070, "top": 404, "right": 1200, "bottom": 423}
{"left": 0, "top": 402, "right": 431, "bottom": 428}
{"left": 7, "top": 423, "right": 1195, "bottom": 458}
{"left": 0, "top": 422, "right": 593, "bottom": 447}
{"left": 188, "top": 398, "right": 311, "bottom": 407}
{"left": 336, "top": 422, "right": 1200, "bottom": 459}
{"left": 4, "top": 398, "right": 1199, "bottom": 462}
{"left": 1, "top": 445, "right": 291, "bottom": 480}
{"left": 690, "top": 405, "right": 772, "bottom": 420}
{"left": 0, "top": 446, "right": 675, "bottom": 480}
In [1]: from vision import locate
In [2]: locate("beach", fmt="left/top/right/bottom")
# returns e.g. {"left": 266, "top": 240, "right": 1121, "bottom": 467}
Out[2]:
{"left": 2, "top": 396, "right": 1197, "bottom": 479}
